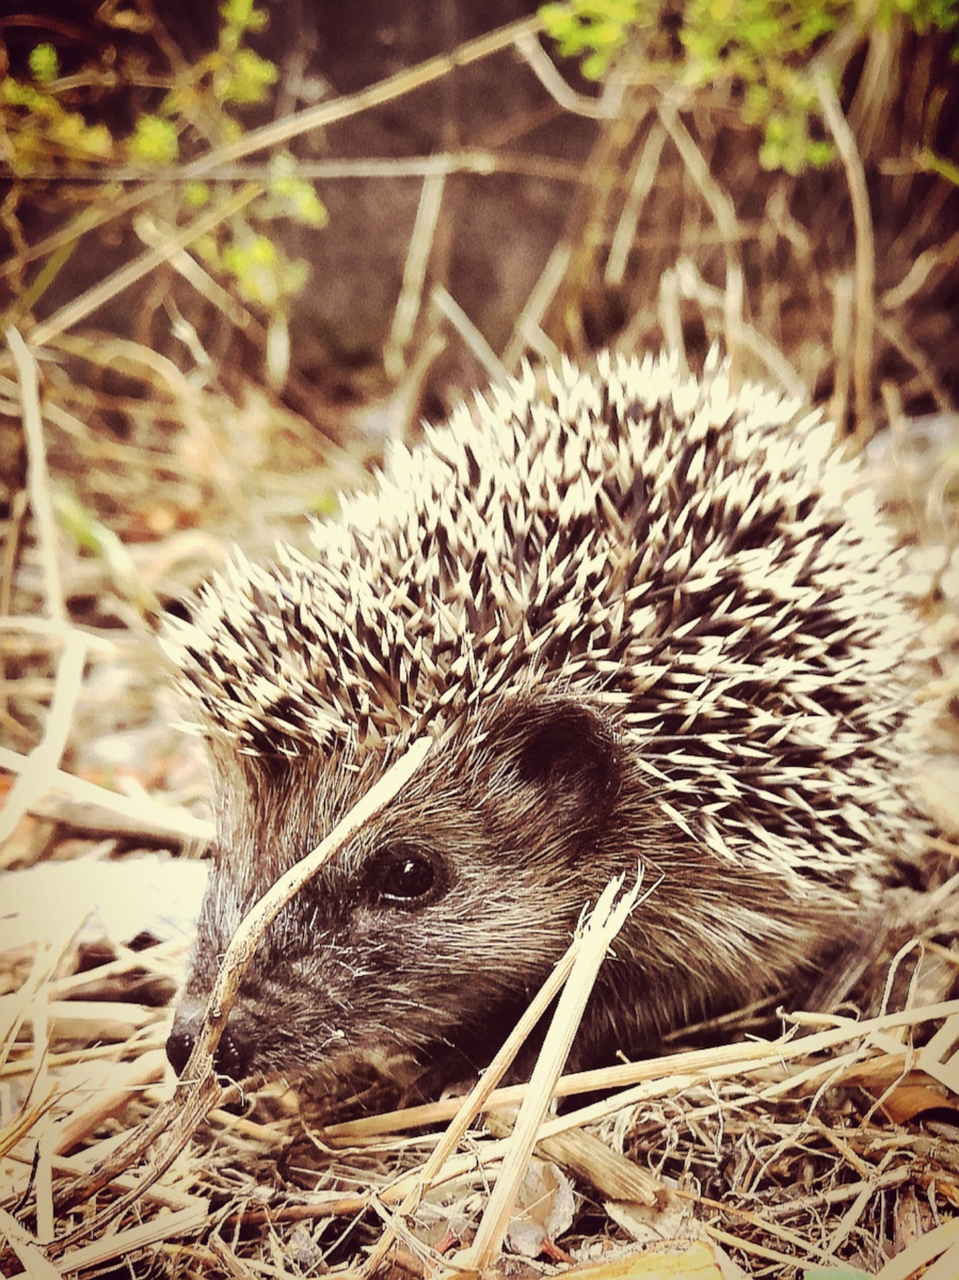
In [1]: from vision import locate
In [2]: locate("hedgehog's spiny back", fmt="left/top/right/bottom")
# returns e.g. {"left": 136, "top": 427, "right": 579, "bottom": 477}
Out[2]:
{"left": 165, "top": 351, "right": 924, "bottom": 883}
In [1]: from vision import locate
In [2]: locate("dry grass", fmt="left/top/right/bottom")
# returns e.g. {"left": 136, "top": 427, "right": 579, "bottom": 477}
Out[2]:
{"left": 7, "top": 864, "right": 959, "bottom": 1276}
{"left": 2, "top": 8, "right": 959, "bottom": 1279}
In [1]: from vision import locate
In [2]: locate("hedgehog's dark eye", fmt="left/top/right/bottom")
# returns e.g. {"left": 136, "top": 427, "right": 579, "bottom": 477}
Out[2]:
{"left": 372, "top": 846, "right": 444, "bottom": 908}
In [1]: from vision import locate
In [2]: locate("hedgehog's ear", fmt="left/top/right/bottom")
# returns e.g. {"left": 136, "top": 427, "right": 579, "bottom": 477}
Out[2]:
{"left": 512, "top": 701, "right": 622, "bottom": 820}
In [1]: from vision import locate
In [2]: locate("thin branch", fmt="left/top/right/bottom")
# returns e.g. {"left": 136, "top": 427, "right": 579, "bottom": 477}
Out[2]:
{"left": 673, "top": 257, "right": 807, "bottom": 398}
{"left": 12, "top": 150, "right": 583, "bottom": 188}
{"left": 29, "top": 184, "right": 261, "bottom": 348}
{"left": 881, "top": 225, "right": 959, "bottom": 311}
{"left": 1, "top": 17, "right": 546, "bottom": 300}
{"left": 606, "top": 119, "right": 665, "bottom": 287}
{"left": 515, "top": 31, "right": 622, "bottom": 120}
{"left": 385, "top": 172, "right": 447, "bottom": 380}
{"left": 502, "top": 242, "right": 570, "bottom": 370}
{"left": 814, "top": 64, "right": 876, "bottom": 437}
{"left": 6, "top": 328, "right": 63, "bottom": 622}
{"left": 657, "top": 99, "right": 745, "bottom": 374}
{"left": 0, "top": 745, "right": 214, "bottom": 844}
{"left": 829, "top": 271, "right": 855, "bottom": 429}
{"left": 0, "top": 634, "right": 88, "bottom": 845}
{"left": 175, "top": 16, "right": 546, "bottom": 179}
{"left": 431, "top": 286, "right": 508, "bottom": 383}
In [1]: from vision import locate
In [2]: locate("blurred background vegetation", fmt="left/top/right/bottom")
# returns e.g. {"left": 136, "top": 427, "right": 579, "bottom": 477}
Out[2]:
{"left": 2, "top": 0, "right": 957, "bottom": 779}
{"left": 2, "top": 1, "right": 957, "bottom": 456}
{"left": 0, "top": 0, "right": 956, "bottom": 738}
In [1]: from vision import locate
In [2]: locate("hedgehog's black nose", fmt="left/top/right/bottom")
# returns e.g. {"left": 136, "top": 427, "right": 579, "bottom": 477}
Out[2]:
{"left": 166, "top": 1008, "right": 251, "bottom": 1081}
{"left": 165, "top": 1025, "right": 195, "bottom": 1076}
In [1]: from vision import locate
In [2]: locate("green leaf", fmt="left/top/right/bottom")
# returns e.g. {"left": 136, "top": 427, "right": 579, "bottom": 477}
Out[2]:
{"left": 220, "top": 0, "right": 269, "bottom": 36}
{"left": 126, "top": 114, "right": 179, "bottom": 165}
{"left": 28, "top": 43, "right": 59, "bottom": 84}
{"left": 216, "top": 46, "right": 278, "bottom": 104}
{"left": 184, "top": 182, "right": 212, "bottom": 208}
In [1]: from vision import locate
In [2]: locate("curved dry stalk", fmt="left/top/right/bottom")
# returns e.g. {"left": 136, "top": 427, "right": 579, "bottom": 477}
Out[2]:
{"left": 814, "top": 65, "right": 876, "bottom": 437}
{"left": 657, "top": 98, "right": 745, "bottom": 376}
{"left": 29, "top": 185, "right": 261, "bottom": 348}
{"left": 385, "top": 172, "right": 447, "bottom": 380}
{"left": 515, "top": 31, "right": 623, "bottom": 121}
{"left": 6, "top": 328, "right": 63, "bottom": 622}
{"left": 450, "top": 874, "right": 646, "bottom": 1275}
{"left": 175, "top": 16, "right": 545, "bottom": 180}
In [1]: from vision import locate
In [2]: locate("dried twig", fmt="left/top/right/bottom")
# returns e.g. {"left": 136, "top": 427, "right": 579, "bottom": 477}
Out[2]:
{"left": 361, "top": 874, "right": 655, "bottom": 1278}
{"left": 671, "top": 257, "right": 806, "bottom": 397}
{"left": 0, "top": 745, "right": 214, "bottom": 844}
{"left": 5, "top": 328, "right": 63, "bottom": 621}
{"left": 814, "top": 65, "right": 876, "bottom": 437}
{"left": 323, "top": 999, "right": 959, "bottom": 1144}
{"left": 0, "top": 634, "right": 87, "bottom": 845}
{"left": 385, "top": 173, "right": 447, "bottom": 380}
{"left": 29, "top": 185, "right": 261, "bottom": 348}
{"left": 657, "top": 99, "right": 745, "bottom": 376}
{"left": 502, "top": 242, "right": 570, "bottom": 370}
{"left": 431, "top": 285, "right": 508, "bottom": 383}
{"left": 515, "top": 31, "right": 623, "bottom": 120}
{"left": 171, "top": 16, "right": 545, "bottom": 180}
{"left": 0, "top": 332, "right": 94, "bottom": 845}
{"left": 453, "top": 874, "right": 646, "bottom": 1274}
{"left": 606, "top": 120, "right": 666, "bottom": 287}
{"left": 0, "top": 18, "right": 546, "bottom": 299}
{"left": 0, "top": 1207, "right": 62, "bottom": 1280}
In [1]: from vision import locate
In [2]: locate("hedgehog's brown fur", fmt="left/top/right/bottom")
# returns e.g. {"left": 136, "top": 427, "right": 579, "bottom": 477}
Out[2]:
{"left": 165, "top": 351, "right": 927, "bottom": 1084}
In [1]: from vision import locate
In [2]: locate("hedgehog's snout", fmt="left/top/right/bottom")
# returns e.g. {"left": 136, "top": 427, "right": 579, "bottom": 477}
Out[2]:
{"left": 166, "top": 1005, "right": 252, "bottom": 1082}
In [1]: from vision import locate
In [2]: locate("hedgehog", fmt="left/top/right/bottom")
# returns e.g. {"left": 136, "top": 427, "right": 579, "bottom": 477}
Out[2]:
{"left": 164, "top": 349, "right": 926, "bottom": 1086}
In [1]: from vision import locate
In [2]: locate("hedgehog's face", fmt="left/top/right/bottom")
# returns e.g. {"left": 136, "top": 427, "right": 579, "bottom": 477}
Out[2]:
{"left": 166, "top": 693, "right": 635, "bottom": 1085}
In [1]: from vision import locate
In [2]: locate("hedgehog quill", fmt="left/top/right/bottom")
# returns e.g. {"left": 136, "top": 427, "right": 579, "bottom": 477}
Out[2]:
{"left": 165, "top": 351, "right": 926, "bottom": 1085}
